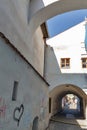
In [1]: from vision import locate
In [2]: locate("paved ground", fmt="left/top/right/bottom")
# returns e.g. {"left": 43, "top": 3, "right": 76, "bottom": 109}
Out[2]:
{"left": 47, "top": 113, "right": 87, "bottom": 130}
{"left": 48, "top": 121, "right": 87, "bottom": 130}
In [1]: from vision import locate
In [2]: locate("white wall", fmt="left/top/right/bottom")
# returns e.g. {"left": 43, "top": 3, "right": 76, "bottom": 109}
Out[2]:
{"left": 46, "top": 21, "right": 87, "bottom": 73}
{"left": 45, "top": 54, "right": 87, "bottom": 91}
{"left": 0, "top": 35, "right": 49, "bottom": 130}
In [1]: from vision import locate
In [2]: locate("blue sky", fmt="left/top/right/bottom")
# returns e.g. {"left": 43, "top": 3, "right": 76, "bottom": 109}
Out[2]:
{"left": 46, "top": 9, "right": 87, "bottom": 38}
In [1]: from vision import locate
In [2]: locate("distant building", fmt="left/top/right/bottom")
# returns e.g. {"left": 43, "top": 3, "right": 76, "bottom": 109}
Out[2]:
{"left": 47, "top": 19, "right": 87, "bottom": 73}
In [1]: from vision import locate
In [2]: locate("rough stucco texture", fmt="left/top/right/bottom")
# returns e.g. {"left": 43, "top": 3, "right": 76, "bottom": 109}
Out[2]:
{"left": 0, "top": 37, "right": 49, "bottom": 130}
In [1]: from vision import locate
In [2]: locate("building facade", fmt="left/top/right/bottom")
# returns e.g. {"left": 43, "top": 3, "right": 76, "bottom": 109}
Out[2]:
{"left": 0, "top": 32, "right": 49, "bottom": 130}
{"left": 46, "top": 19, "right": 87, "bottom": 118}
{"left": 0, "top": 0, "right": 87, "bottom": 130}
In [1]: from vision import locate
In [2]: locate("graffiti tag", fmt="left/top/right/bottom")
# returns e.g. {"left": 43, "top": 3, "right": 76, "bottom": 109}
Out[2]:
{"left": 13, "top": 104, "right": 24, "bottom": 126}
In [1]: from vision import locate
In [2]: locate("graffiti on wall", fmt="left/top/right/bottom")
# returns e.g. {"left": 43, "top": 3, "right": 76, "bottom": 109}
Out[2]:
{"left": 39, "top": 91, "right": 47, "bottom": 120}
{"left": 0, "top": 97, "right": 6, "bottom": 118}
{"left": 0, "top": 96, "right": 12, "bottom": 129}
{"left": 13, "top": 104, "right": 24, "bottom": 126}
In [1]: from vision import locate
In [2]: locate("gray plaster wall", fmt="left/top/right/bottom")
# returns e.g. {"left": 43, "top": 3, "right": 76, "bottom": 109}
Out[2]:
{"left": 29, "top": 0, "right": 44, "bottom": 20}
{"left": 31, "top": 27, "right": 45, "bottom": 76}
{"left": 0, "top": 35, "right": 49, "bottom": 130}
{"left": 0, "top": 0, "right": 45, "bottom": 75}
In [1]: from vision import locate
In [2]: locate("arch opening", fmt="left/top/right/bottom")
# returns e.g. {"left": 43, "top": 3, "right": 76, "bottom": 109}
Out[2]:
{"left": 50, "top": 84, "right": 86, "bottom": 119}
{"left": 61, "top": 93, "right": 82, "bottom": 118}
{"left": 62, "top": 94, "right": 80, "bottom": 112}
{"left": 54, "top": 92, "right": 84, "bottom": 119}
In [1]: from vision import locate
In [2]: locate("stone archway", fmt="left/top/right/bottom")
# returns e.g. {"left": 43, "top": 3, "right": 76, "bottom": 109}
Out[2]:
{"left": 49, "top": 84, "right": 87, "bottom": 118}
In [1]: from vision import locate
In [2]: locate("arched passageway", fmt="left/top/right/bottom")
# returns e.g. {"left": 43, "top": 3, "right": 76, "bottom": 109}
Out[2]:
{"left": 58, "top": 92, "right": 83, "bottom": 118}
{"left": 62, "top": 94, "right": 80, "bottom": 113}
{"left": 49, "top": 84, "right": 87, "bottom": 119}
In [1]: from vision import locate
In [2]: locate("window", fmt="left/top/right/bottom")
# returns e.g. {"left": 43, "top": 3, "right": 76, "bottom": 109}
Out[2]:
{"left": 61, "top": 58, "right": 70, "bottom": 68}
{"left": 81, "top": 58, "right": 87, "bottom": 68}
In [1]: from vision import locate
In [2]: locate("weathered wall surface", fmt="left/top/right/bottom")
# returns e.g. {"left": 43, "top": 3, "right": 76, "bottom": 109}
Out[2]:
{"left": 0, "top": 0, "right": 45, "bottom": 75}
{"left": 32, "top": 27, "right": 45, "bottom": 76}
{"left": 0, "top": 35, "right": 49, "bottom": 130}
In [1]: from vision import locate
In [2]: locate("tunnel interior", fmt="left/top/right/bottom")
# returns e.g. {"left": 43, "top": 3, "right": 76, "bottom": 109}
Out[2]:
{"left": 50, "top": 84, "right": 86, "bottom": 119}
{"left": 56, "top": 91, "right": 84, "bottom": 118}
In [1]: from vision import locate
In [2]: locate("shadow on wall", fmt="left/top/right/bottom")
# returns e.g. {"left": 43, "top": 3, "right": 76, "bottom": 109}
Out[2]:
{"left": 32, "top": 116, "right": 39, "bottom": 130}
{"left": 44, "top": 45, "right": 61, "bottom": 79}
{"left": 29, "top": 0, "right": 45, "bottom": 20}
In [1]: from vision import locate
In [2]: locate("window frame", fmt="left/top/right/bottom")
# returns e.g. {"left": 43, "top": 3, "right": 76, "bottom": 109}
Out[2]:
{"left": 60, "top": 58, "right": 70, "bottom": 69}
{"left": 81, "top": 57, "right": 87, "bottom": 68}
